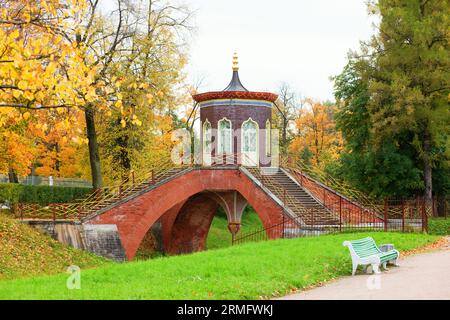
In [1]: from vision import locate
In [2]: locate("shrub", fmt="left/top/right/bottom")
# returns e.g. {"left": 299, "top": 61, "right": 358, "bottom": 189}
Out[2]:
{"left": 0, "top": 184, "right": 22, "bottom": 204}
{"left": 428, "top": 218, "right": 450, "bottom": 235}
{"left": 0, "top": 184, "right": 92, "bottom": 205}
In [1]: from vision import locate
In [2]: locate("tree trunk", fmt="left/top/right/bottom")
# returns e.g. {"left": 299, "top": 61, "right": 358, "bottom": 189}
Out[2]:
{"left": 8, "top": 167, "right": 18, "bottom": 183}
{"left": 54, "top": 142, "right": 61, "bottom": 173}
{"left": 282, "top": 118, "right": 288, "bottom": 154}
{"left": 423, "top": 131, "right": 432, "bottom": 204}
{"left": 85, "top": 108, "right": 103, "bottom": 190}
{"left": 115, "top": 117, "right": 131, "bottom": 183}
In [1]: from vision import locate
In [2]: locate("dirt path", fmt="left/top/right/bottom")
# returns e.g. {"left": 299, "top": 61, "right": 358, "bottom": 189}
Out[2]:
{"left": 281, "top": 238, "right": 450, "bottom": 300}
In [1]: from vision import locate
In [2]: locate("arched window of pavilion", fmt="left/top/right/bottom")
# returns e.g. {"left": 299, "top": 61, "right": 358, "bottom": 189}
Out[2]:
{"left": 203, "top": 119, "right": 212, "bottom": 165}
{"left": 241, "top": 118, "right": 259, "bottom": 166}
{"left": 266, "top": 119, "right": 271, "bottom": 156}
{"left": 218, "top": 117, "right": 232, "bottom": 155}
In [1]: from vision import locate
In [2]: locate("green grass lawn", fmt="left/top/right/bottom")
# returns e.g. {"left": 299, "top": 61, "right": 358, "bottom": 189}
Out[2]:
{"left": 0, "top": 231, "right": 439, "bottom": 300}
{"left": 428, "top": 217, "right": 450, "bottom": 235}
{"left": 206, "top": 207, "right": 263, "bottom": 250}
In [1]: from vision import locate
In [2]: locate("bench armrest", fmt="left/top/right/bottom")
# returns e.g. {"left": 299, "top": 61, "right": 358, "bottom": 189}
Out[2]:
{"left": 379, "top": 244, "right": 395, "bottom": 252}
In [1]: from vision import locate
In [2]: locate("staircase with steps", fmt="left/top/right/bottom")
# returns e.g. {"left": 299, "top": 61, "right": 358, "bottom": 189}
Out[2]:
{"left": 244, "top": 167, "right": 340, "bottom": 227}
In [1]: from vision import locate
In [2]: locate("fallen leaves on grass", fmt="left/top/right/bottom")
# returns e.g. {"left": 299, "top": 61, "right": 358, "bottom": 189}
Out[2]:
{"left": 401, "top": 237, "right": 448, "bottom": 257}
{"left": 0, "top": 213, "right": 108, "bottom": 280}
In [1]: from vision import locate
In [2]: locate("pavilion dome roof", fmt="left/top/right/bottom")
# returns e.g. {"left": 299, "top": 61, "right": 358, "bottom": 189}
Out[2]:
{"left": 223, "top": 70, "right": 248, "bottom": 92}
{"left": 223, "top": 53, "right": 248, "bottom": 92}
{"left": 192, "top": 53, "right": 278, "bottom": 103}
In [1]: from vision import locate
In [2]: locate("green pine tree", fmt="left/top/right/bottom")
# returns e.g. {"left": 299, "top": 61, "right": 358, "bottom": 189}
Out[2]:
{"left": 366, "top": 0, "right": 449, "bottom": 202}
{"left": 334, "top": 61, "right": 423, "bottom": 199}
{"left": 335, "top": 0, "right": 449, "bottom": 201}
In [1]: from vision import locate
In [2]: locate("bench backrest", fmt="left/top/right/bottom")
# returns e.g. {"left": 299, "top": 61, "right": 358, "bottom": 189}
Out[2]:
{"left": 343, "top": 237, "right": 380, "bottom": 258}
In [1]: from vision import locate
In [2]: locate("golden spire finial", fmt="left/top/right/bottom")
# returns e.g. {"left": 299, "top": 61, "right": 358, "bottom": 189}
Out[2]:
{"left": 232, "top": 52, "right": 239, "bottom": 71}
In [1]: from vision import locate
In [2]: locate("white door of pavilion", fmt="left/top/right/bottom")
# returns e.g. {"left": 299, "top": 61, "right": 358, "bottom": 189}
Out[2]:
{"left": 241, "top": 119, "right": 259, "bottom": 166}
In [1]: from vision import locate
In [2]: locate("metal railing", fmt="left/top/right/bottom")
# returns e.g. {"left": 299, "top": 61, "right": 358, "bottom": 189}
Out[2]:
{"left": 15, "top": 158, "right": 185, "bottom": 221}
{"left": 203, "top": 153, "right": 258, "bottom": 167}
{"left": 232, "top": 197, "right": 434, "bottom": 245}
{"left": 245, "top": 167, "right": 341, "bottom": 225}
{"left": 288, "top": 168, "right": 383, "bottom": 224}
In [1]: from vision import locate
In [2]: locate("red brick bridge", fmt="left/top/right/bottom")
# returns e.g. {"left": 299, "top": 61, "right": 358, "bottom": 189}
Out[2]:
{"left": 79, "top": 165, "right": 378, "bottom": 261}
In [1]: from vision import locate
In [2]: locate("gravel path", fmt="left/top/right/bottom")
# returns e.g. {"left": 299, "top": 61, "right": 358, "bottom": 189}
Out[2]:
{"left": 281, "top": 238, "right": 450, "bottom": 300}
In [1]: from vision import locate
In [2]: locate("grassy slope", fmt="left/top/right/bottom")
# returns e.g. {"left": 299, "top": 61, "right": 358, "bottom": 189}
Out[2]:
{"left": 428, "top": 217, "right": 450, "bottom": 235}
{"left": 0, "top": 232, "right": 438, "bottom": 300}
{"left": 207, "top": 207, "right": 263, "bottom": 250}
{"left": 0, "top": 213, "right": 108, "bottom": 280}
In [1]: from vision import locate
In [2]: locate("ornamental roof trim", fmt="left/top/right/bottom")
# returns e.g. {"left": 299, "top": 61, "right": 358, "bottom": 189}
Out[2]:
{"left": 199, "top": 99, "right": 273, "bottom": 108}
{"left": 193, "top": 91, "right": 278, "bottom": 103}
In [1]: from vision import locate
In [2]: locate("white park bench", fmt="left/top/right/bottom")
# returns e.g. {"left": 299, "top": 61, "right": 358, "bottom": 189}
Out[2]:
{"left": 343, "top": 237, "right": 400, "bottom": 276}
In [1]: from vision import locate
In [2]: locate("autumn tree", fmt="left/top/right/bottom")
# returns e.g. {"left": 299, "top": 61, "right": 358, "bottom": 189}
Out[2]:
{"left": 95, "top": 0, "right": 192, "bottom": 183}
{"left": 0, "top": 110, "right": 36, "bottom": 182}
{"left": 0, "top": 106, "right": 87, "bottom": 182}
{"left": 66, "top": 0, "right": 192, "bottom": 188}
{"left": 289, "top": 98, "right": 342, "bottom": 168}
{"left": 0, "top": 1, "right": 119, "bottom": 187}
{"left": 33, "top": 109, "right": 87, "bottom": 178}
{"left": 0, "top": 0, "right": 193, "bottom": 189}
{"left": 0, "top": 1, "right": 98, "bottom": 110}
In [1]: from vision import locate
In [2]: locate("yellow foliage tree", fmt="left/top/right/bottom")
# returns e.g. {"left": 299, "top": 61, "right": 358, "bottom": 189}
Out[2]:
{"left": 0, "top": 117, "right": 36, "bottom": 180}
{"left": 0, "top": 1, "right": 102, "bottom": 109}
{"left": 33, "top": 109, "right": 87, "bottom": 178}
{"left": 289, "top": 99, "right": 342, "bottom": 168}
{"left": 1, "top": 1, "right": 192, "bottom": 187}
{"left": 0, "top": 1, "right": 124, "bottom": 187}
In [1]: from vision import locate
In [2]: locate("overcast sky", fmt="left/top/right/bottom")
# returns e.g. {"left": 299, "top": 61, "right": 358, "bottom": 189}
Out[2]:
{"left": 185, "top": 0, "right": 376, "bottom": 101}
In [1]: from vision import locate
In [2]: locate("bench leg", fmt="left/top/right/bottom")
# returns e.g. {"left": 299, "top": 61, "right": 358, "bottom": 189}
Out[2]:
{"left": 364, "top": 264, "right": 372, "bottom": 274}
{"left": 392, "top": 251, "right": 400, "bottom": 266}
{"left": 352, "top": 262, "right": 358, "bottom": 276}
{"left": 382, "top": 262, "right": 387, "bottom": 270}
{"left": 372, "top": 264, "right": 381, "bottom": 274}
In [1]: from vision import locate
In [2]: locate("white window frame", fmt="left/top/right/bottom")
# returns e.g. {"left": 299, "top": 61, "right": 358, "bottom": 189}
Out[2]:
{"left": 266, "top": 119, "right": 271, "bottom": 156}
{"left": 217, "top": 117, "right": 233, "bottom": 155}
{"left": 203, "top": 119, "right": 212, "bottom": 153}
{"left": 241, "top": 117, "right": 259, "bottom": 166}
{"left": 202, "top": 119, "right": 212, "bottom": 166}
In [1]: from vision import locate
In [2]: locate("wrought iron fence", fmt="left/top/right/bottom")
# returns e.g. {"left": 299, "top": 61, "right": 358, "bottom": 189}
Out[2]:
{"left": 232, "top": 198, "right": 436, "bottom": 246}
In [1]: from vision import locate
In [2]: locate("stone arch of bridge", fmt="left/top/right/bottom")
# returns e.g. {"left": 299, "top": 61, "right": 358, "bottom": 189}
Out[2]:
{"left": 88, "top": 169, "right": 284, "bottom": 260}
{"left": 158, "top": 190, "right": 249, "bottom": 255}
